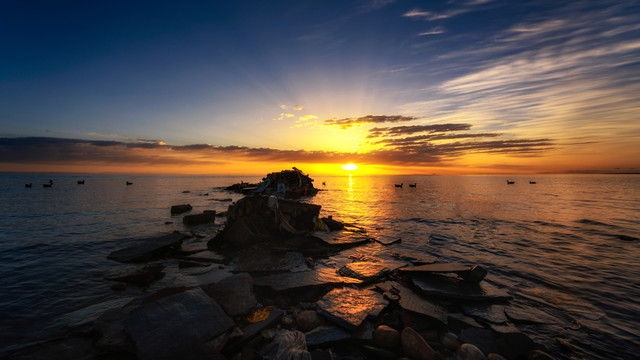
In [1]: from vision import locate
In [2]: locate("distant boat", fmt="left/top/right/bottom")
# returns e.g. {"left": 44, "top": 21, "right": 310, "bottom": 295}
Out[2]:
{"left": 506, "top": 180, "right": 515, "bottom": 184}
{"left": 126, "top": 181, "right": 133, "bottom": 185}
{"left": 395, "top": 183, "right": 403, "bottom": 188}
{"left": 25, "top": 183, "right": 32, "bottom": 188}
{"left": 77, "top": 180, "right": 85, "bottom": 184}
{"left": 409, "top": 183, "right": 417, "bottom": 187}
{"left": 529, "top": 181, "right": 536, "bottom": 184}
{"left": 322, "top": 181, "right": 326, "bottom": 186}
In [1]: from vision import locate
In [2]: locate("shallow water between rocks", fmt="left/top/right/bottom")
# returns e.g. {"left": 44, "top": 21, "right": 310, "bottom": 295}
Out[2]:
{"left": 0, "top": 173, "right": 638, "bottom": 359}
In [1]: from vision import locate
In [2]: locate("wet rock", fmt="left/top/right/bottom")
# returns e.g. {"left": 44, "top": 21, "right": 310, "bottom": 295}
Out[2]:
{"left": 94, "top": 306, "right": 135, "bottom": 354}
{"left": 108, "top": 232, "right": 186, "bottom": 263}
{"left": 401, "top": 327, "right": 436, "bottom": 360}
{"left": 456, "top": 343, "right": 487, "bottom": 360}
{"left": 352, "top": 320, "right": 375, "bottom": 341}
{"left": 375, "top": 235, "right": 402, "bottom": 245}
{"left": 496, "top": 331, "right": 535, "bottom": 360}
{"left": 321, "top": 216, "right": 345, "bottom": 231}
{"left": 180, "top": 242, "right": 209, "bottom": 254}
{"left": 183, "top": 211, "right": 216, "bottom": 225}
{"left": 448, "top": 313, "right": 484, "bottom": 333}
{"left": 276, "top": 330, "right": 311, "bottom": 360}
{"left": 171, "top": 204, "right": 192, "bottom": 215}
{"left": 179, "top": 259, "right": 212, "bottom": 268}
{"left": 296, "top": 310, "right": 324, "bottom": 332}
{"left": 55, "top": 297, "right": 134, "bottom": 330}
{"left": 528, "top": 349, "right": 555, "bottom": 360}
{"left": 462, "top": 304, "right": 508, "bottom": 324}
{"left": 253, "top": 267, "right": 362, "bottom": 292}
{"left": 311, "top": 230, "right": 372, "bottom": 247}
{"left": 460, "top": 266, "right": 488, "bottom": 283}
{"left": 379, "top": 281, "right": 448, "bottom": 326}
{"left": 362, "top": 345, "right": 398, "bottom": 359}
{"left": 232, "top": 251, "right": 308, "bottom": 273}
{"left": 201, "top": 272, "right": 257, "bottom": 316}
{"left": 411, "top": 274, "right": 511, "bottom": 302}
{"left": 337, "top": 260, "right": 407, "bottom": 282}
{"left": 487, "top": 354, "right": 507, "bottom": 360}
{"left": 373, "top": 325, "right": 400, "bottom": 348}
{"left": 222, "top": 308, "right": 284, "bottom": 357}
{"left": 316, "top": 287, "right": 388, "bottom": 330}
{"left": 504, "top": 305, "right": 558, "bottom": 325}
{"left": 441, "top": 332, "right": 461, "bottom": 351}
{"left": 123, "top": 287, "right": 234, "bottom": 360}
{"left": 400, "top": 262, "right": 471, "bottom": 275}
{"left": 105, "top": 264, "right": 165, "bottom": 287}
{"left": 458, "top": 328, "right": 497, "bottom": 355}
{"left": 222, "top": 216, "right": 279, "bottom": 248}
{"left": 304, "top": 325, "right": 351, "bottom": 347}
{"left": 392, "top": 250, "right": 438, "bottom": 265}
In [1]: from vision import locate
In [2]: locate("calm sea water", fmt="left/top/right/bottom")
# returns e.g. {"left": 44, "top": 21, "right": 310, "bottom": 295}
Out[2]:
{"left": 0, "top": 173, "right": 638, "bottom": 358}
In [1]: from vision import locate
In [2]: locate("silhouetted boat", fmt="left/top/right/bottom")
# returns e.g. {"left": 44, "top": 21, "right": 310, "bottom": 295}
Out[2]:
{"left": 529, "top": 181, "right": 536, "bottom": 184}
{"left": 322, "top": 181, "right": 326, "bottom": 186}
{"left": 77, "top": 180, "right": 85, "bottom": 184}
{"left": 126, "top": 181, "right": 133, "bottom": 185}
{"left": 506, "top": 180, "right": 515, "bottom": 184}
{"left": 395, "top": 183, "right": 403, "bottom": 188}
{"left": 25, "top": 183, "right": 32, "bottom": 188}
{"left": 409, "top": 183, "right": 417, "bottom": 187}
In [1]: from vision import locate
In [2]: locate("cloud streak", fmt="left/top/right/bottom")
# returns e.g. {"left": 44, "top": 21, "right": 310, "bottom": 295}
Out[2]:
{"left": 324, "top": 115, "right": 418, "bottom": 129}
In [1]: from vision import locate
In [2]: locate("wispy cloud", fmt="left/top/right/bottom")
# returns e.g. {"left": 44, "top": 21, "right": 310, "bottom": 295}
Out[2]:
{"left": 324, "top": 115, "right": 418, "bottom": 129}
{"left": 418, "top": 27, "right": 445, "bottom": 36}
{"left": 367, "top": 123, "right": 472, "bottom": 138}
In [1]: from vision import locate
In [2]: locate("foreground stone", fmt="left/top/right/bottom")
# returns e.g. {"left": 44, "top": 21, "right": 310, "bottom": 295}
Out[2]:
{"left": 171, "top": 204, "right": 192, "bottom": 215}
{"left": 108, "top": 232, "right": 186, "bottom": 263}
{"left": 276, "top": 330, "right": 311, "bottom": 359}
{"left": 104, "top": 264, "right": 165, "bottom": 287}
{"left": 401, "top": 327, "right": 436, "bottom": 360}
{"left": 253, "top": 267, "right": 362, "bottom": 292}
{"left": 400, "top": 263, "right": 487, "bottom": 283}
{"left": 410, "top": 274, "right": 511, "bottom": 302}
{"left": 457, "top": 343, "right": 487, "bottom": 360}
{"left": 183, "top": 211, "right": 216, "bottom": 225}
{"left": 316, "top": 287, "right": 388, "bottom": 330}
{"left": 304, "top": 325, "right": 351, "bottom": 347}
{"left": 338, "top": 260, "right": 407, "bottom": 282}
{"left": 201, "top": 272, "right": 257, "bottom": 316}
{"left": 377, "top": 281, "right": 448, "bottom": 326}
{"left": 373, "top": 325, "right": 401, "bottom": 349}
{"left": 123, "top": 287, "right": 234, "bottom": 360}
{"left": 231, "top": 251, "right": 308, "bottom": 273}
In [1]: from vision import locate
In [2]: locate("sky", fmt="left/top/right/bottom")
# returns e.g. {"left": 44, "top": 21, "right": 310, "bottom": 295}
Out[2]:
{"left": 1, "top": 0, "right": 639, "bottom": 175}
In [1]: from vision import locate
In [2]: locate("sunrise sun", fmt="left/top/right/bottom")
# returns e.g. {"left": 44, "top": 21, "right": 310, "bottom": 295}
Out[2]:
{"left": 341, "top": 163, "right": 358, "bottom": 171}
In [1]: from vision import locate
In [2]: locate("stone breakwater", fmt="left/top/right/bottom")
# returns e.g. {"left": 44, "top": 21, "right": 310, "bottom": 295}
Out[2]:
{"left": 5, "top": 194, "right": 566, "bottom": 360}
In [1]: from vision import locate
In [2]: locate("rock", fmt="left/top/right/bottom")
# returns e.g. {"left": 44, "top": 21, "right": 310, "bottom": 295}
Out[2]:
{"left": 105, "top": 264, "right": 165, "bottom": 287}
{"left": 111, "top": 283, "right": 127, "bottom": 291}
{"left": 222, "top": 309, "right": 285, "bottom": 357}
{"left": 458, "top": 328, "right": 497, "bottom": 356}
{"left": 304, "top": 326, "right": 351, "bottom": 347}
{"left": 504, "top": 305, "right": 558, "bottom": 325}
{"left": 447, "top": 313, "right": 484, "bottom": 333}
{"left": 183, "top": 211, "right": 216, "bottom": 225}
{"left": 253, "top": 267, "right": 362, "bottom": 292}
{"left": 55, "top": 297, "right": 134, "bottom": 330}
{"left": 276, "top": 330, "right": 311, "bottom": 360}
{"left": 391, "top": 250, "right": 438, "bottom": 265}
{"left": 223, "top": 216, "right": 279, "bottom": 248}
{"left": 171, "top": 204, "right": 192, "bottom": 215}
{"left": 108, "top": 232, "right": 186, "bottom": 263}
{"left": 374, "top": 235, "right": 402, "bottom": 245}
{"left": 123, "top": 287, "right": 234, "bottom": 360}
{"left": 311, "top": 231, "right": 371, "bottom": 247}
{"left": 6, "top": 336, "right": 96, "bottom": 360}
{"left": 528, "top": 350, "right": 555, "bottom": 360}
{"left": 496, "top": 331, "right": 535, "bottom": 360}
{"left": 201, "top": 272, "right": 257, "bottom": 316}
{"left": 316, "top": 287, "right": 388, "bottom": 330}
{"left": 321, "top": 216, "right": 345, "bottom": 231}
{"left": 373, "top": 325, "right": 400, "bottom": 348}
{"left": 338, "top": 260, "right": 407, "bottom": 282}
{"left": 182, "top": 250, "right": 226, "bottom": 264}
{"left": 487, "top": 354, "right": 507, "bottom": 360}
{"left": 379, "top": 281, "right": 448, "bottom": 326}
{"left": 456, "top": 343, "right": 487, "bottom": 360}
{"left": 441, "top": 332, "right": 461, "bottom": 351}
{"left": 352, "top": 320, "right": 375, "bottom": 341}
{"left": 460, "top": 266, "right": 488, "bottom": 283}
{"left": 462, "top": 304, "right": 508, "bottom": 324}
{"left": 400, "top": 262, "right": 471, "bottom": 274}
{"left": 362, "top": 345, "right": 398, "bottom": 359}
{"left": 231, "top": 251, "right": 308, "bottom": 273}
{"left": 410, "top": 274, "right": 511, "bottom": 302}
{"left": 401, "top": 327, "right": 436, "bottom": 360}
{"left": 94, "top": 307, "right": 135, "bottom": 353}
{"left": 296, "top": 310, "right": 324, "bottom": 332}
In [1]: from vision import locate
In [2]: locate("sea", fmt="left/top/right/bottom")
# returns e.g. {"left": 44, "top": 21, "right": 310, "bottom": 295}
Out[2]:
{"left": 0, "top": 173, "right": 638, "bottom": 359}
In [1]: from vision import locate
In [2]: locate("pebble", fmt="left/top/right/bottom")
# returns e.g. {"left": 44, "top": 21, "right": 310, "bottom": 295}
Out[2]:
{"left": 401, "top": 327, "right": 436, "bottom": 360}
{"left": 528, "top": 350, "right": 555, "bottom": 360}
{"left": 295, "top": 310, "right": 323, "bottom": 332}
{"left": 487, "top": 354, "right": 507, "bottom": 360}
{"left": 441, "top": 332, "right": 461, "bottom": 351}
{"left": 456, "top": 343, "right": 487, "bottom": 360}
{"left": 373, "top": 325, "right": 400, "bottom": 348}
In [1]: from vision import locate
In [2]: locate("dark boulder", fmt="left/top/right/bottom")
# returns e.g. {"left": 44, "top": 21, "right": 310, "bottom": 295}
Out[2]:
{"left": 105, "top": 264, "right": 165, "bottom": 287}
{"left": 108, "top": 232, "right": 187, "bottom": 263}
{"left": 183, "top": 211, "right": 216, "bottom": 225}
{"left": 171, "top": 204, "right": 192, "bottom": 215}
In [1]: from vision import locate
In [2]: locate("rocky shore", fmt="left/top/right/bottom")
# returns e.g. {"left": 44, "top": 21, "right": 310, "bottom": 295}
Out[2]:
{"left": 4, "top": 181, "right": 569, "bottom": 360}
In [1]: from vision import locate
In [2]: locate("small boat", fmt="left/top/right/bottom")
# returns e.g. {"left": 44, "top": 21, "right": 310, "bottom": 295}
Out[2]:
{"left": 77, "top": 180, "right": 85, "bottom": 184}
{"left": 529, "top": 181, "right": 536, "bottom": 184}
{"left": 506, "top": 180, "right": 515, "bottom": 184}
{"left": 322, "top": 181, "right": 326, "bottom": 186}
{"left": 409, "top": 183, "right": 417, "bottom": 187}
{"left": 395, "top": 183, "right": 403, "bottom": 188}
{"left": 126, "top": 181, "right": 133, "bottom": 185}
{"left": 25, "top": 183, "right": 32, "bottom": 188}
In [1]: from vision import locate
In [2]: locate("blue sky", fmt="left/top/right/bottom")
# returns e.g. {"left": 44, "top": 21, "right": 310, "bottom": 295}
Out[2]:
{"left": 1, "top": 0, "right": 639, "bottom": 174}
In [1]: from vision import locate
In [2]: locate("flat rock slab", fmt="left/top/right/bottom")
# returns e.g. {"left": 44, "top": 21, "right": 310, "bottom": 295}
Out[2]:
{"left": 378, "top": 281, "right": 447, "bottom": 326}
{"left": 108, "top": 232, "right": 186, "bottom": 263}
{"left": 311, "top": 231, "right": 372, "bottom": 246}
{"left": 374, "top": 235, "right": 402, "bottom": 246}
{"left": 504, "top": 304, "right": 559, "bottom": 325}
{"left": 400, "top": 262, "right": 470, "bottom": 274}
{"left": 55, "top": 297, "right": 135, "bottom": 329}
{"left": 105, "top": 264, "right": 165, "bottom": 287}
{"left": 462, "top": 303, "right": 508, "bottom": 324}
{"left": 201, "top": 272, "right": 257, "bottom": 316}
{"left": 305, "top": 326, "right": 351, "bottom": 347}
{"left": 124, "top": 287, "right": 234, "bottom": 360}
{"left": 338, "top": 260, "right": 407, "bottom": 282}
{"left": 182, "top": 250, "right": 226, "bottom": 264}
{"left": 316, "top": 287, "right": 388, "bottom": 330}
{"left": 410, "top": 275, "right": 511, "bottom": 302}
{"left": 253, "top": 267, "right": 362, "bottom": 291}
{"left": 231, "top": 251, "right": 308, "bottom": 273}
{"left": 222, "top": 309, "right": 284, "bottom": 357}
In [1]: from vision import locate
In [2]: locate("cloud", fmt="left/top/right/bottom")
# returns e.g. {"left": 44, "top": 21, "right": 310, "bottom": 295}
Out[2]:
{"left": 418, "top": 27, "right": 445, "bottom": 36}
{"left": 293, "top": 105, "right": 303, "bottom": 111}
{"left": 367, "top": 123, "right": 472, "bottom": 138}
{"left": 274, "top": 112, "right": 295, "bottom": 120}
{"left": 359, "top": 0, "right": 397, "bottom": 11}
{"left": 324, "top": 115, "right": 418, "bottom": 129}
{"left": 374, "top": 132, "right": 501, "bottom": 146}
{"left": 293, "top": 115, "right": 319, "bottom": 128}
{"left": 280, "top": 105, "right": 288, "bottom": 109}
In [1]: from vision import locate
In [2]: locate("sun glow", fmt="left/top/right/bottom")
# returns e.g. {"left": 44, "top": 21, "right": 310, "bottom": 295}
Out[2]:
{"left": 342, "top": 163, "right": 358, "bottom": 171}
